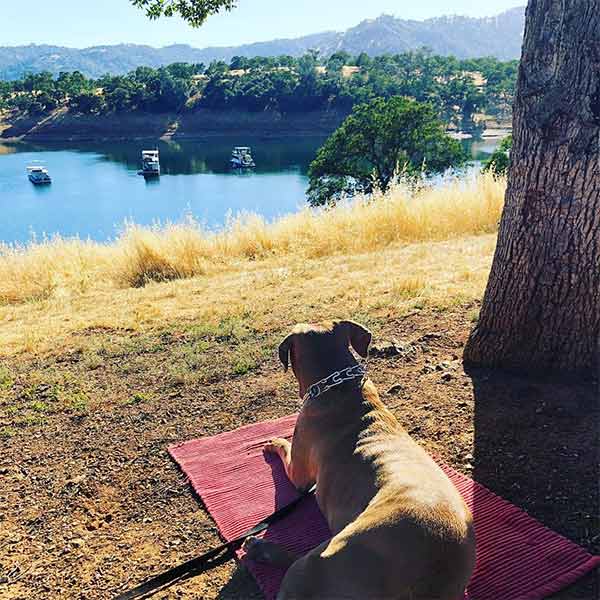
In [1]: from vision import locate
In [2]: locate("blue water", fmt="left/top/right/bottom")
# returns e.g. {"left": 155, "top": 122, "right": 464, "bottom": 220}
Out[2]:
{"left": 0, "top": 137, "right": 498, "bottom": 245}
{"left": 0, "top": 137, "right": 327, "bottom": 244}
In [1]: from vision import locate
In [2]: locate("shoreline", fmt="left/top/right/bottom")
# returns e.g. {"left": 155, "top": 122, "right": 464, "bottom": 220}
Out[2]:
{"left": 0, "top": 108, "right": 512, "bottom": 144}
{"left": 0, "top": 108, "right": 349, "bottom": 143}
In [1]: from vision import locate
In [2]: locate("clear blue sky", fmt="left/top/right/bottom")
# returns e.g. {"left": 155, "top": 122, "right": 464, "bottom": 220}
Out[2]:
{"left": 1, "top": 0, "right": 523, "bottom": 48}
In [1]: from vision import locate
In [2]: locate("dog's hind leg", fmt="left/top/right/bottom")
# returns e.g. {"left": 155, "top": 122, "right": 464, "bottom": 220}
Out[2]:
{"left": 276, "top": 535, "right": 415, "bottom": 600}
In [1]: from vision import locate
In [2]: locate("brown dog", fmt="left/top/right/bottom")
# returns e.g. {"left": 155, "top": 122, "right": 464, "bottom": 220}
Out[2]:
{"left": 243, "top": 320, "right": 476, "bottom": 599}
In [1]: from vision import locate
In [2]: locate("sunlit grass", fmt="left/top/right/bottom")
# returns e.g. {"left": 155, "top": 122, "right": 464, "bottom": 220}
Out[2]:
{"left": 0, "top": 173, "right": 504, "bottom": 355}
{"left": 0, "top": 172, "right": 504, "bottom": 304}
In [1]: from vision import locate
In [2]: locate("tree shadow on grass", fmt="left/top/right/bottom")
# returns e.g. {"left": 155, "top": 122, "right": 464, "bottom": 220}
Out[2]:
{"left": 469, "top": 367, "right": 599, "bottom": 599}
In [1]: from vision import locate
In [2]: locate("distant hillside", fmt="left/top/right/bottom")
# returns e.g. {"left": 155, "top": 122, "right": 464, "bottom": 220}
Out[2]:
{"left": 0, "top": 7, "right": 524, "bottom": 80}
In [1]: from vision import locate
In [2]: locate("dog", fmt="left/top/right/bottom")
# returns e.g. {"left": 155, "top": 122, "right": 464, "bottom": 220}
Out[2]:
{"left": 243, "top": 320, "right": 476, "bottom": 599}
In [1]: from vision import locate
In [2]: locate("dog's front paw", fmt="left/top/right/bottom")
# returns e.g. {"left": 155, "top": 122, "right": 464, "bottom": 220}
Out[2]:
{"left": 264, "top": 438, "right": 290, "bottom": 455}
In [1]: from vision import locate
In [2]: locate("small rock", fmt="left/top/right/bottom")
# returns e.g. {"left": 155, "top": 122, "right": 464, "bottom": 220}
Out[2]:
{"left": 387, "top": 384, "right": 404, "bottom": 395}
{"left": 419, "top": 332, "right": 442, "bottom": 342}
{"left": 370, "top": 339, "right": 417, "bottom": 360}
{"left": 369, "top": 341, "right": 402, "bottom": 358}
{"left": 64, "top": 475, "right": 86, "bottom": 487}
{"left": 71, "top": 538, "right": 85, "bottom": 548}
{"left": 441, "top": 372, "right": 453, "bottom": 382}
{"left": 85, "top": 520, "right": 100, "bottom": 531}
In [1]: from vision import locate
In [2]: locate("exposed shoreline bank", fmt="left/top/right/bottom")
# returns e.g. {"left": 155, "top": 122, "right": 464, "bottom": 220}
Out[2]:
{"left": 0, "top": 108, "right": 512, "bottom": 144}
{"left": 0, "top": 108, "right": 349, "bottom": 143}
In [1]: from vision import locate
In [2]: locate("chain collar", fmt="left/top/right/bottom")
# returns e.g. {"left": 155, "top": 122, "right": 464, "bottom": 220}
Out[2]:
{"left": 302, "top": 364, "right": 367, "bottom": 406}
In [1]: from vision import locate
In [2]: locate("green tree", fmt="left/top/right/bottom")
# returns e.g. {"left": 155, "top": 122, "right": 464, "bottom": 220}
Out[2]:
{"left": 70, "top": 91, "right": 105, "bottom": 114}
{"left": 229, "top": 56, "right": 250, "bottom": 71}
{"left": 156, "top": 73, "right": 190, "bottom": 111}
{"left": 56, "top": 71, "right": 88, "bottom": 98}
{"left": 22, "top": 71, "right": 54, "bottom": 93}
{"left": 482, "top": 135, "right": 512, "bottom": 176}
{"left": 165, "top": 62, "right": 198, "bottom": 79}
{"left": 438, "top": 75, "right": 485, "bottom": 131}
{"left": 1, "top": 53, "right": 519, "bottom": 121}
{"left": 35, "top": 91, "right": 58, "bottom": 112}
{"left": 130, "top": 0, "right": 237, "bottom": 26}
{"left": 327, "top": 51, "right": 352, "bottom": 72}
{"left": 307, "top": 96, "right": 464, "bottom": 206}
{"left": 355, "top": 52, "right": 372, "bottom": 68}
{"left": 105, "top": 86, "right": 132, "bottom": 112}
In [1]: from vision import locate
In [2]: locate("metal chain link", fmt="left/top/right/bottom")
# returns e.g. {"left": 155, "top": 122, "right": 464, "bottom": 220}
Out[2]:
{"left": 302, "top": 364, "right": 367, "bottom": 405}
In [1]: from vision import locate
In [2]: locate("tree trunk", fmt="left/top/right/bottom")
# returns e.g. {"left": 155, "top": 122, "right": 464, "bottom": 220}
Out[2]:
{"left": 464, "top": 0, "right": 600, "bottom": 376}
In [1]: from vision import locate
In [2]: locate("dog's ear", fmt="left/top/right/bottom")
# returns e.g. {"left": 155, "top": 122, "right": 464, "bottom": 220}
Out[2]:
{"left": 337, "top": 320, "right": 372, "bottom": 358}
{"left": 278, "top": 334, "right": 295, "bottom": 372}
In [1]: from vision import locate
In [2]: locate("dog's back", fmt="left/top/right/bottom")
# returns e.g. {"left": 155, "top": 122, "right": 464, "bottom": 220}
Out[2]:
{"left": 300, "top": 379, "right": 476, "bottom": 599}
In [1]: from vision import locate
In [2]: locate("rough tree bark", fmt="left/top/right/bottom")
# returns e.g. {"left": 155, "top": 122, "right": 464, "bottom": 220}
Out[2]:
{"left": 464, "top": 0, "right": 600, "bottom": 377}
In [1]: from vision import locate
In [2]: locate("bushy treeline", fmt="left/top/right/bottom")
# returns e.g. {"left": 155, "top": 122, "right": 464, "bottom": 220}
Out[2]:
{"left": 0, "top": 50, "right": 517, "bottom": 129}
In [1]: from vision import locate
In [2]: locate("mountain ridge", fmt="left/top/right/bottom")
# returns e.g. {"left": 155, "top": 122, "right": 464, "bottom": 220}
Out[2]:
{"left": 0, "top": 7, "right": 524, "bottom": 80}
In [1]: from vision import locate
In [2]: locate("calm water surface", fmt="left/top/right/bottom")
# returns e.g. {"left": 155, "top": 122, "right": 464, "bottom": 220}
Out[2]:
{"left": 0, "top": 136, "right": 498, "bottom": 245}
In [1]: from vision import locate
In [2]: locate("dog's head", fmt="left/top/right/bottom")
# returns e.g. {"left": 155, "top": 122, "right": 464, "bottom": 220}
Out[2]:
{"left": 278, "top": 320, "right": 371, "bottom": 398}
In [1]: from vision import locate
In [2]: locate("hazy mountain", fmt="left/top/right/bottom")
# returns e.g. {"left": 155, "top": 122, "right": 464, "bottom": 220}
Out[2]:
{"left": 0, "top": 7, "right": 524, "bottom": 80}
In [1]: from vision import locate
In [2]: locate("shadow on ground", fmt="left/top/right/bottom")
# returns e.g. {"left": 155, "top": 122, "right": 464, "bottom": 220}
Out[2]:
{"left": 470, "top": 368, "right": 600, "bottom": 599}
{"left": 216, "top": 564, "right": 262, "bottom": 599}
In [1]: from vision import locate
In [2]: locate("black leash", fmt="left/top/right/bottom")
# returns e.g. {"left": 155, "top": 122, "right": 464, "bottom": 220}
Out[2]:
{"left": 115, "top": 485, "right": 316, "bottom": 600}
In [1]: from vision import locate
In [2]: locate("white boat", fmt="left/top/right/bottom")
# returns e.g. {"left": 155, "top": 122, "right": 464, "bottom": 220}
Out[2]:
{"left": 230, "top": 146, "right": 256, "bottom": 169}
{"left": 140, "top": 150, "right": 160, "bottom": 177}
{"left": 27, "top": 163, "right": 52, "bottom": 185}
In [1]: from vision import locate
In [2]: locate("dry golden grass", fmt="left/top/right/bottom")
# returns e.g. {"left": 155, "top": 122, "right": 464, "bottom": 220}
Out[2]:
{"left": 0, "top": 234, "right": 497, "bottom": 356}
{"left": 0, "top": 174, "right": 504, "bottom": 355}
{"left": 0, "top": 172, "right": 504, "bottom": 305}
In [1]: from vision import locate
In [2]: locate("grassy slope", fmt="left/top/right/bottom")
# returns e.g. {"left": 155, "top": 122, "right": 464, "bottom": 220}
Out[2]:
{"left": 0, "top": 174, "right": 503, "bottom": 355}
{"left": 1, "top": 175, "right": 597, "bottom": 599}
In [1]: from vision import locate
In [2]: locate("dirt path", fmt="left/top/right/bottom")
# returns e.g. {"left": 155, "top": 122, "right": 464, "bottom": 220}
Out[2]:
{"left": 1, "top": 306, "right": 598, "bottom": 599}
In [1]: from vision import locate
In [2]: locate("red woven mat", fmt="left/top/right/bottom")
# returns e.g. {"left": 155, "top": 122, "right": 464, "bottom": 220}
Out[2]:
{"left": 169, "top": 414, "right": 599, "bottom": 600}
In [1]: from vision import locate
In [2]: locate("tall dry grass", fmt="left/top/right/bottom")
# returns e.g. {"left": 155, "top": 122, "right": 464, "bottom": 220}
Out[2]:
{"left": 0, "top": 173, "right": 505, "bottom": 305}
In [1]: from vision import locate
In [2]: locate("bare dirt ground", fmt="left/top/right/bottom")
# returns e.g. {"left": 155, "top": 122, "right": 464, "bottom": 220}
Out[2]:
{"left": 1, "top": 305, "right": 598, "bottom": 599}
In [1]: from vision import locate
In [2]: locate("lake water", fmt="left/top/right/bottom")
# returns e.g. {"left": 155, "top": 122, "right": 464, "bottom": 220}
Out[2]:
{"left": 0, "top": 136, "right": 499, "bottom": 245}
